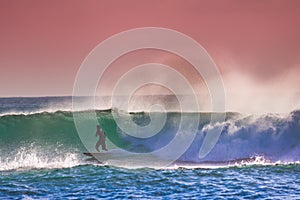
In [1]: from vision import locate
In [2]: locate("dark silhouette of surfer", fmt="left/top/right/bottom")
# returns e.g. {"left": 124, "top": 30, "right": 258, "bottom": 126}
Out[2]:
{"left": 95, "top": 125, "right": 108, "bottom": 152}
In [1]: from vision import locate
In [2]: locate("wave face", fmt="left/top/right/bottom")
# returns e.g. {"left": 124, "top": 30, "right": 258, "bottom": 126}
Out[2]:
{"left": 182, "top": 110, "right": 300, "bottom": 163}
{"left": 0, "top": 111, "right": 82, "bottom": 149}
{"left": 0, "top": 97, "right": 300, "bottom": 169}
{"left": 100, "top": 110, "right": 300, "bottom": 164}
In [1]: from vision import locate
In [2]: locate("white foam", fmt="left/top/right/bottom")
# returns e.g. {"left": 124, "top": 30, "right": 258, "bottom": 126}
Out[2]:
{"left": 101, "top": 155, "right": 300, "bottom": 170}
{"left": 0, "top": 148, "right": 82, "bottom": 171}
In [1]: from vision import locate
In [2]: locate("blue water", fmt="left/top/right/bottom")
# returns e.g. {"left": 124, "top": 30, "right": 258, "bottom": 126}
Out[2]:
{"left": 1, "top": 165, "right": 300, "bottom": 199}
{"left": 0, "top": 97, "right": 300, "bottom": 199}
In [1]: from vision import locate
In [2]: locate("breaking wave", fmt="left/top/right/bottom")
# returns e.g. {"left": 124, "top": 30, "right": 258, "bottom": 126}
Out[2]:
{"left": 0, "top": 108, "right": 300, "bottom": 169}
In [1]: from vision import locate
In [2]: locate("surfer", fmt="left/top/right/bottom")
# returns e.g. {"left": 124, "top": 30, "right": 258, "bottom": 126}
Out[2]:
{"left": 95, "top": 125, "right": 108, "bottom": 152}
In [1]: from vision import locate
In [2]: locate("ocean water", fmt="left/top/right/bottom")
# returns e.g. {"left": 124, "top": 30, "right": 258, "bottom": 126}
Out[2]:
{"left": 0, "top": 97, "right": 300, "bottom": 199}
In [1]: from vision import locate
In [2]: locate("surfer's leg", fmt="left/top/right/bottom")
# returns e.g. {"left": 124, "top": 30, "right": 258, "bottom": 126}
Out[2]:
{"left": 101, "top": 142, "right": 108, "bottom": 151}
{"left": 95, "top": 140, "right": 101, "bottom": 152}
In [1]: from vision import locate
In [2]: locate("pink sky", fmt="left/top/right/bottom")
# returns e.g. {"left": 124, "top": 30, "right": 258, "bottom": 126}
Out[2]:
{"left": 0, "top": 0, "right": 299, "bottom": 112}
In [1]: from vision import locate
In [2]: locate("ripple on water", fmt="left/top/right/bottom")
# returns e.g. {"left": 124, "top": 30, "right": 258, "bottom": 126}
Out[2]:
{"left": 1, "top": 164, "right": 300, "bottom": 199}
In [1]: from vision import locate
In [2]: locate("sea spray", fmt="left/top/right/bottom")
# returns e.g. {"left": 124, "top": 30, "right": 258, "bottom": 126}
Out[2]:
{"left": 0, "top": 144, "right": 82, "bottom": 171}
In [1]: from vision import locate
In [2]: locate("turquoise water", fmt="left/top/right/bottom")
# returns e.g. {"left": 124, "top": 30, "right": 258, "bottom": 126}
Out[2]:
{"left": 1, "top": 97, "right": 300, "bottom": 199}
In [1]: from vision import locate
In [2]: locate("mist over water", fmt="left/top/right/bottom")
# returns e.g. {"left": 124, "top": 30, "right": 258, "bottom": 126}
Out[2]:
{"left": 2, "top": 92, "right": 299, "bottom": 115}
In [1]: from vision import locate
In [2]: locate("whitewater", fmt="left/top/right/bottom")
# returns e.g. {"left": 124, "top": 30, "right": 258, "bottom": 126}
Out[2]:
{"left": 0, "top": 97, "right": 300, "bottom": 198}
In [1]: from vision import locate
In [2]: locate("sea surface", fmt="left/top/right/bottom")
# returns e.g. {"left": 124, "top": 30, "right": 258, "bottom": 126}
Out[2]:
{"left": 0, "top": 97, "right": 300, "bottom": 199}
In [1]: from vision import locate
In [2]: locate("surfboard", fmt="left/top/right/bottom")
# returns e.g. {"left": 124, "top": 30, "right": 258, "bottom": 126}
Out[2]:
{"left": 83, "top": 152, "right": 115, "bottom": 163}
{"left": 83, "top": 149, "right": 133, "bottom": 157}
{"left": 83, "top": 150, "right": 126, "bottom": 159}
{"left": 83, "top": 152, "right": 109, "bottom": 157}
{"left": 83, "top": 149, "right": 141, "bottom": 163}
